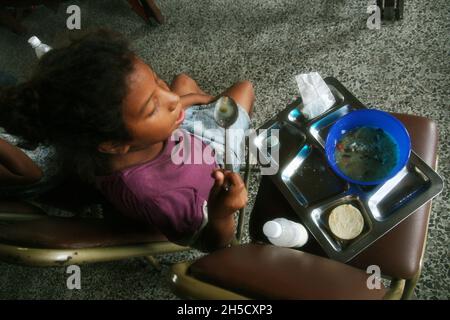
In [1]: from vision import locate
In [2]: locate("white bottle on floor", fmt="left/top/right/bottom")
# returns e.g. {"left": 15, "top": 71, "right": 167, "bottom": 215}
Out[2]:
{"left": 28, "top": 36, "right": 52, "bottom": 59}
{"left": 263, "top": 218, "right": 309, "bottom": 248}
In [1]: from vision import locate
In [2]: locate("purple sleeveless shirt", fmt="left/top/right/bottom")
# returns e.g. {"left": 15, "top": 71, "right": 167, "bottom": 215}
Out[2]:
{"left": 96, "top": 129, "right": 217, "bottom": 244}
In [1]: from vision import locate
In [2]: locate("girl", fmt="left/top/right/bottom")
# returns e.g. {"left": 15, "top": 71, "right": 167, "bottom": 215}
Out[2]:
{"left": 0, "top": 30, "right": 254, "bottom": 251}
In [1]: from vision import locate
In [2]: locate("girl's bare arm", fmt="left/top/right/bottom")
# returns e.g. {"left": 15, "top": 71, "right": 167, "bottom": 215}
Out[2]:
{"left": 0, "top": 138, "right": 42, "bottom": 186}
{"left": 180, "top": 93, "right": 215, "bottom": 109}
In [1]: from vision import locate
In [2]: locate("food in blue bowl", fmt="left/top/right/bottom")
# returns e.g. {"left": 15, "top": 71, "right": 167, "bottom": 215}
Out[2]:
{"left": 325, "top": 109, "right": 411, "bottom": 185}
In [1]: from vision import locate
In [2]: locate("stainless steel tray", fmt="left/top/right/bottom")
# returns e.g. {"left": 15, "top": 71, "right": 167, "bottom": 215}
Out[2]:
{"left": 251, "top": 77, "right": 444, "bottom": 262}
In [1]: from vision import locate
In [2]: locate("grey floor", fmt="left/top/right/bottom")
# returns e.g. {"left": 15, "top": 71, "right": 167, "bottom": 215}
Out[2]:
{"left": 0, "top": 0, "right": 448, "bottom": 299}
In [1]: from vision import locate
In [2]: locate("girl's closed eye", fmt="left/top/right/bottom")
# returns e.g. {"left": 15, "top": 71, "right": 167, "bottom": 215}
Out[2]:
{"left": 147, "top": 98, "right": 159, "bottom": 117}
{"left": 147, "top": 108, "right": 156, "bottom": 117}
{"left": 148, "top": 105, "right": 157, "bottom": 117}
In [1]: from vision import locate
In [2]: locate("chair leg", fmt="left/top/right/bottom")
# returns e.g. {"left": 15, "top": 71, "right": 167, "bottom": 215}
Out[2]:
{"left": 402, "top": 271, "right": 419, "bottom": 300}
{"left": 127, "top": 0, "right": 164, "bottom": 24}
{"left": 127, "top": 0, "right": 149, "bottom": 22}
{"left": 141, "top": 0, "right": 164, "bottom": 24}
{"left": 383, "top": 278, "right": 405, "bottom": 300}
{"left": 145, "top": 255, "right": 162, "bottom": 271}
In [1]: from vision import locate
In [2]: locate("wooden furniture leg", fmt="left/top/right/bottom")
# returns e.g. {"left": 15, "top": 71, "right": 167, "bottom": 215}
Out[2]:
{"left": 127, "top": 0, "right": 164, "bottom": 24}
{"left": 142, "top": 0, "right": 163, "bottom": 24}
{"left": 127, "top": 0, "right": 148, "bottom": 21}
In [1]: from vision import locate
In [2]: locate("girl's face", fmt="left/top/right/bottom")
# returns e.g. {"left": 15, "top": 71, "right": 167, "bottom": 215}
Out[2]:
{"left": 121, "top": 58, "right": 184, "bottom": 149}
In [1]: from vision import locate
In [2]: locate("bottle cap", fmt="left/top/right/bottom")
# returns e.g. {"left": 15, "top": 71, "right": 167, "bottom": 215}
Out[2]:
{"left": 28, "top": 36, "right": 41, "bottom": 48}
{"left": 263, "top": 221, "right": 282, "bottom": 238}
{"left": 293, "top": 223, "right": 309, "bottom": 247}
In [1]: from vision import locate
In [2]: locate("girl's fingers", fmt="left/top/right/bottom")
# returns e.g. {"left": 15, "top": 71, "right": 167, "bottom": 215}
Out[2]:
{"left": 223, "top": 172, "right": 244, "bottom": 189}
{"left": 209, "top": 169, "right": 225, "bottom": 198}
{"left": 219, "top": 172, "right": 244, "bottom": 196}
{"left": 213, "top": 170, "right": 225, "bottom": 183}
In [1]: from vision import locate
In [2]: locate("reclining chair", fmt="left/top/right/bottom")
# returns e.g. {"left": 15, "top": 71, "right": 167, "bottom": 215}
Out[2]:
{"left": 0, "top": 148, "right": 253, "bottom": 269}
{"left": 169, "top": 112, "right": 439, "bottom": 300}
{"left": 0, "top": 181, "right": 187, "bottom": 268}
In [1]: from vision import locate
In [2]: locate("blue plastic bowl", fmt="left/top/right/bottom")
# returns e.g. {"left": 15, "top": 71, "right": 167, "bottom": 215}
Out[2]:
{"left": 325, "top": 109, "right": 411, "bottom": 185}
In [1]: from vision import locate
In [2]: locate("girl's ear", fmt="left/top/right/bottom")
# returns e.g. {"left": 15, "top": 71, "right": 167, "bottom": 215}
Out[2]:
{"left": 97, "top": 141, "right": 130, "bottom": 155}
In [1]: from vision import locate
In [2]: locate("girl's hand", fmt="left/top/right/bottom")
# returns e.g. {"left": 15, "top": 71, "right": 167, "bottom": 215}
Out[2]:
{"left": 155, "top": 77, "right": 213, "bottom": 109}
{"left": 180, "top": 93, "right": 215, "bottom": 110}
{"left": 208, "top": 169, "right": 248, "bottom": 218}
{"left": 193, "top": 169, "right": 246, "bottom": 251}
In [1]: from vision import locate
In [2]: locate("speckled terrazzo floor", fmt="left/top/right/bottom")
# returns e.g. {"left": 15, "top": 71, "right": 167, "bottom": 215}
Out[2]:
{"left": 0, "top": 0, "right": 448, "bottom": 300}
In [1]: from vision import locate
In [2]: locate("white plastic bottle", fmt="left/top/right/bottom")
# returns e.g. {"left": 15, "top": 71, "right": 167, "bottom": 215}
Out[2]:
{"left": 263, "top": 218, "right": 309, "bottom": 248}
{"left": 28, "top": 36, "right": 52, "bottom": 59}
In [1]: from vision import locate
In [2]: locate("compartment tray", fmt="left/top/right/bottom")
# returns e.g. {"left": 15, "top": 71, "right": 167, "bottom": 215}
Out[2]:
{"left": 250, "top": 77, "right": 443, "bottom": 262}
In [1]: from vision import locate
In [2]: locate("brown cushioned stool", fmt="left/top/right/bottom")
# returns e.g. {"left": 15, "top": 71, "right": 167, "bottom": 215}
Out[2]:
{"left": 170, "top": 113, "right": 439, "bottom": 300}
{"left": 171, "top": 243, "right": 387, "bottom": 300}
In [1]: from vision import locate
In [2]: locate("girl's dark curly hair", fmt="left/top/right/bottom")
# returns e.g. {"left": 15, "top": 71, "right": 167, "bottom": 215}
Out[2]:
{"left": 0, "top": 30, "right": 136, "bottom": 181}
